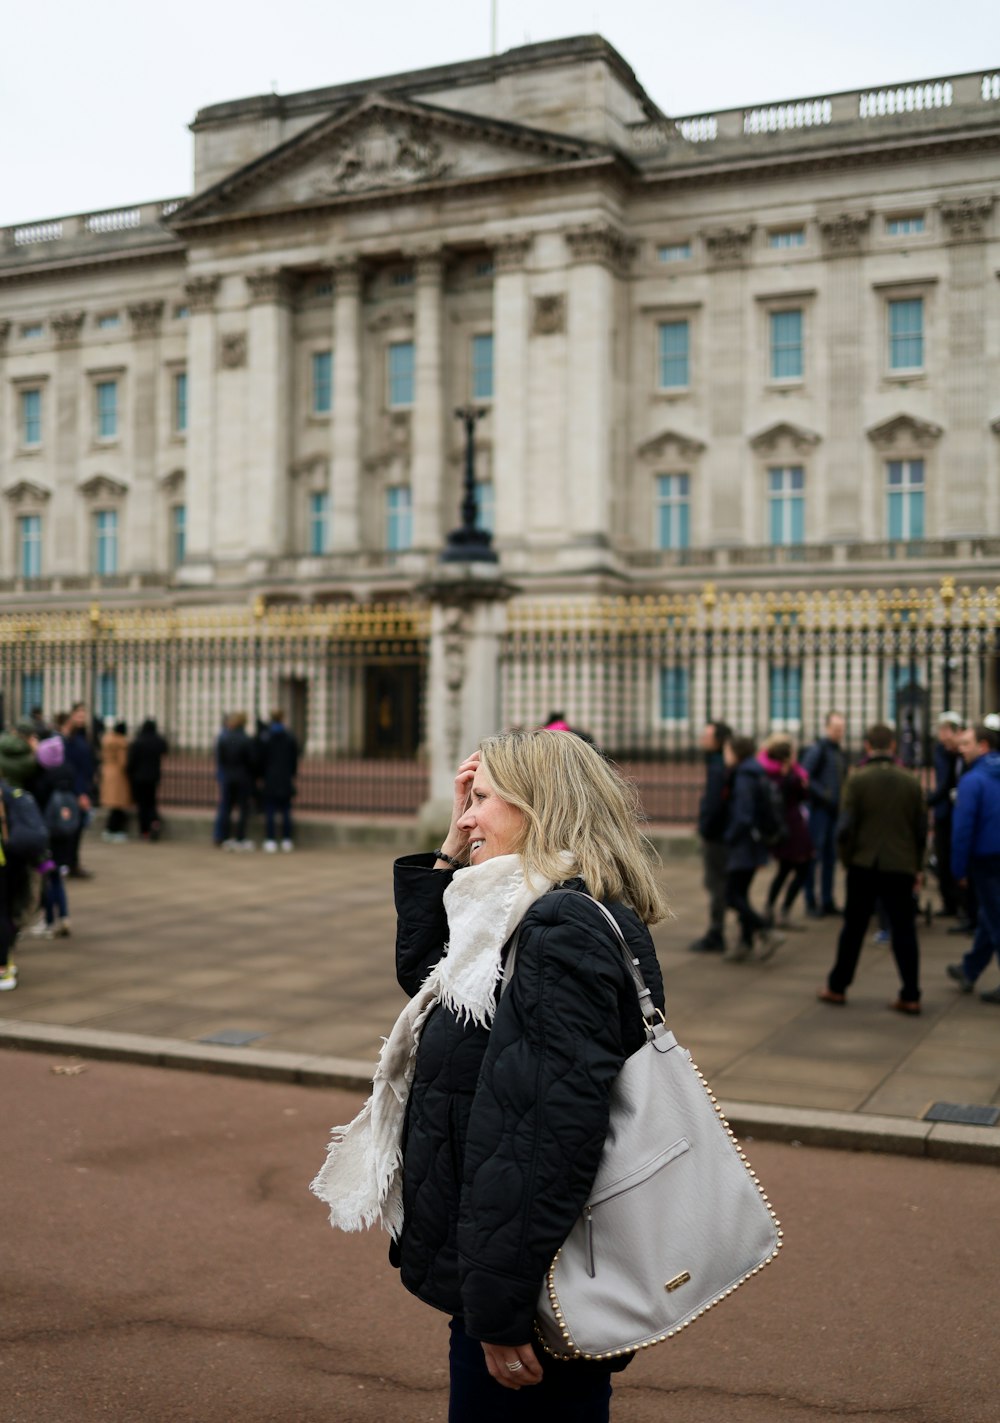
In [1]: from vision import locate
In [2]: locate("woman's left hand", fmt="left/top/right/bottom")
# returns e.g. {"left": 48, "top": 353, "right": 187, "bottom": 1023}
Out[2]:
{"left": 480, "top": 1341, "right": 543, "bottom": 1390}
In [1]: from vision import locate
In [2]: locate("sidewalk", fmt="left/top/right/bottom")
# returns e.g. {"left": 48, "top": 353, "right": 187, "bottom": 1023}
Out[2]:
{"left": 1, "top": 835, "right": 998, "bottom": 1161}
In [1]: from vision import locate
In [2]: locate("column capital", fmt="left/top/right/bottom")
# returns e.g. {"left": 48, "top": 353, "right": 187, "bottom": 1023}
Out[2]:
{"left": 128, "top": 300, "right": 164, "bottom": 337}
{"left": 938, "top": 195, "right": 994, "bottom": 242}
{"left": 818, "top": 210, "right": 871, "bottom": 255}
{"left": 52, "top": 310, "right": 86, "bottom": 347}
{"left": 564, "top": 223, "right": 636, "bottom": 272}
{"left": 493, "top": 233, "right": 533, "bottom": 274}
{"left": 412, "top": 247, "right": 445, "bottom": 285}
{"left": 332, "top": 254, "right": 363, "bottom": 297}
{"left": 246, "top": 268, "right": 295, "bottom": 306}
{"left": 702, "top": 224, "right": 755, "bottom": 268}
{"left": 184, "top": 274, "right": 221, "bottom": 313}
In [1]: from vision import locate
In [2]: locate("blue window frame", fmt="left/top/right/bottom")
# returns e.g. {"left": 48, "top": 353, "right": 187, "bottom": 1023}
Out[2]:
{"left": 770, "top": 309, "right": 803, "bottom": 380}
{"left": 886, "top": 216, "right": 925, "bottom": 236}
{"left": 769, "top": 664, "right": 802, "bottom": 722}
{"left": 97, "top": 670, "right": 117, "bottom": 721}
{"left": 655, "top": 474, "right": 690, "bottom": 550}
{"left": 888, "top": 298, "right": 924, "bottom": 370}
{"left": 94, "top": 509, "right": 118, "bottom": 575}
{"left": 18, "top": 515, "right": 42, "bottom": 578}
{"left": 97, "top": 313, "right": 120, "bottom": 330}
{"left": 657, "top": 242, "right": 691, "bottom": 263}
{"left": 385, "top": 485, "right": 413, "bottom": 552}
{"left": 471, "top": 333, "right": 494, "bottom": 400}
{"left": 312, "top": 351, "right": 332, "bottom": 414}
{"left": 309, "top": 491, "right": 330, "bottom": 555}
{"left": 658, "top": 321, "right": 690, "bottom": 389}
{"left": 887, "top": 460, "right": 925, "bottom": 541}
{"left": 96, "top": 380, "right": 118, "bottom": 439}
{"left": 768, "top": 467, "right": 805, "bottom": 545}
{"left": 20, "top": 672, "right": 44, "bottom": 720}
{"left": 21, "top": 388, "right": 42, "bottom": 446}
{"left": 475, "top": 481, "right": 494, "bottom": 535}
{"left": 768, "top": 229, "right": 806, "bottom": 248}
{"left": 388, "top": 341, "right": 415, "bottom": 408}
{"left": 173, "top": 371, "right": 187, "bottom": 433}
{"left": 659, "top": 666, "right": 689, "bottom": 722}
{"left": 171, "top": 504, "right": 186, "bottom": 566}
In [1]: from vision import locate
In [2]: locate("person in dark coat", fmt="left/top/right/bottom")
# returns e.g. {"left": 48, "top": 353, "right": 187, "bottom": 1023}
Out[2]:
{"left": 216, "top": 713, "right": 257, "bottom": 850}
{"left": 311, "top": 729, "right": 668, "bottom": 1420}
{"left": 32, "top": 734, "right": 76, "bottom": 936}
{"left": 690, "top": 719, "right": 733, "bottom": 952}
{"left": 126, "top": 719, "right": 169, "bottom": 841}
{"left": 61, "top": 702, "right": 96, "bottom": 878}
{"left": 928, "top": 711, "right": 963, "bottom": 916}
{"left": 760, "top": 736, "right": 813, "bottom": 928}
{"left": 948, "top": 722, "right": 1000, "bottom": 1003}
{"left": 256, "top": 709, "right": 299, "bottom": 852}
{"left": 801, "top": 711, "right": 847, "bottom": 917}
{"left": 722, "top": 735, "right": 784, "bottom": 963}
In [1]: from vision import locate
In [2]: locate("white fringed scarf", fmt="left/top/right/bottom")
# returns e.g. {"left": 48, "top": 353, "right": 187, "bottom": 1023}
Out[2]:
{"left": 310, "top": 853, "right": 560, "bottom": 1238}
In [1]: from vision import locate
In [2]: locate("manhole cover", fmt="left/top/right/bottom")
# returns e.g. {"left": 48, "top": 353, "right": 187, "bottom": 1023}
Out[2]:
{"left": 198, "top": 1029, "right": 266, "bottom": 1047}
{"left": 923, "top": 1102, "right": 1000, "bottom": 1127}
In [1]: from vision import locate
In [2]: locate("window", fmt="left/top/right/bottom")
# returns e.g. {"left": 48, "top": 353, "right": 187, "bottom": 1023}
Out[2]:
{"left": 94, "top": 509, "right": 119, "bottom": 574}
{"left": 96, "top": 670, "right": 118, "bottom": 720}
{"left": 769, "top": 665, "right": 802, "bottom": 723}
{"left": 18, "top": 515, "right": 42, "bottom": 578}
{"left": 390, "top": 269, "right": 415, "bottom": 287}
{"left": 658, "top": 321, "right": 690, "bottom": 389}
{"left": 768, "top": 467, "right": 805, "bottom": 545}
{"left": 659, "top": 666, "right": 689, "bottom": 722}
{"left": 97, "top": 314, "right": 120, "bottom": 330}
{"left": 475, "top": 481, "right": 494, "bottom": 535}
{"left": 655, "top": 474, "right": 690, "bottom": 550}
{"left": 20, "top": 388, "right": 42, "bottom": 447}
{"left": 887, "top": 460, "right": 925, "bottom": 541}
{"left": 474, "top": 259, "right": 495, "bottom": 278}
{"left": 309, "top": 491, "right": 330, "bottom": 555}
{"left": 886, "top": 215, "right": 925, "bottom": 236}
{"left": 385, "top": 485, "right": 413, "bottom": 551}
{"left": 173, "top": 305, "right": 189, "bottom": 320}
{"left": 96, "top": 380, "right": 118, "bottom": 439}
{"left": 769, "top": 309, "right": 803, "bottom": 381}
{"left": 173, "top": 371, "right": 187, "bottom": 433}
{"left": 20, "top": 672, "right": 44, "bottom": 720}
{"left": 471, "top": 333, "right": 494, "bottom": 400}
{"left": 312, "top": 351, "right": 333, "bottom": 414}
{"left": 171, "top": 505, "right": 186, "bottom": 567}
{"left": 768, "top": 228, "right": 806, "bottom": 248}
{"left": 21, "top": 323, "right": 43, "bottom": 339}
{"left": 387, "top": 341, "right": 415, "bottom": 407}
{"left": 313, "top": 280, "right": 333, "bottom": 297}
{"left": 657, "top": 242, "right": 691, "bottom": 263}
{"left": 888, "top": 298, "right": 924, "bottom": 370}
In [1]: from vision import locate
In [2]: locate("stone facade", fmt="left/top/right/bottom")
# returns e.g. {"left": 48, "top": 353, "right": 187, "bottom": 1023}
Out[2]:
{"left": 1, "top": 36, "right": 999, "bottom": 607}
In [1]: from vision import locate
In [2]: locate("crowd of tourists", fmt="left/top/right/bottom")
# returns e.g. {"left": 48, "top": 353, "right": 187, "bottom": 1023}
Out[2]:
{"left": 691, "top": 710, "right": 1000, "bottom": 1011}
{"left": 212, "top": 709, "right": 300, "bottom": 853}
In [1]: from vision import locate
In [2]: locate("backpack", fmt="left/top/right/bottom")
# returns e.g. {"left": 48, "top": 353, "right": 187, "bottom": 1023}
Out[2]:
{"left": 755, "top": 776, "right": 788, "bottom": 848}
{"left": 44, "top": 789, "right": 81, "bottom": 839}
{"left": 0, "top": 785, "right": 49, "bottom": 863}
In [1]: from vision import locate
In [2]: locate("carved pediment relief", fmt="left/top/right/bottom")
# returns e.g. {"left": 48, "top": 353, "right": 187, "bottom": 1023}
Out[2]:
{"left": 290, "top": 456, "right": 329, "bottom": 492}
{"left": 78, "top": 475, "right": 128, "bottom": 500}
{"left": 638, "top": 428, "right": 707, "bottom": 462}
{"left": 171, "top": 95, "right": 604, "bottom": 224}
{"left": 866, "top": 413, "right": 943, "bottom": 449}
{"left": 3, "top": 479, "right": 52, "bottom": 505}
{"left": 749, "top": 421, "right": 822, "bottom": 455}
{"left": 990, "top": 415, "right": 1000, "bottom": 436}
{"left": 160, "top": 468, "right": 185, "bottom": 495}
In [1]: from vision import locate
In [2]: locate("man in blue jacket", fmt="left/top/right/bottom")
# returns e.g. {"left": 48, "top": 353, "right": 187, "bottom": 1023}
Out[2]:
{"left": 802, "top": 711, "right": 847, "bottom": 918}
{"left": 690, "top": 719, "right": 732, "bottom": 953}
{"left": 948, "top": 722, "right": 1000, "bottom": 1004}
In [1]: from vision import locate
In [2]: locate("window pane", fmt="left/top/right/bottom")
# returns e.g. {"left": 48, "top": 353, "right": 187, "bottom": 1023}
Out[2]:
{"left": 174, "top": 371, "right": 187, "bottom": 433}
{"left": 656, "top": 474, "right": 691, "bottom": 550}
{"left": 907, "top": 459, "right": 925, "bottom": 489}
{"left": 19, "top": 515, "right": 41, "bottom": 578}
{"left": 95, "top": 510, "right": 118, "bottom": 574}
{"left": 657, "top": 242, "right": 691, "bottom": 263}
{"left": 388, "top": 342, "right": 414, "bottom": 407}
{"left": 887, "top": 216, "right": 925, "bottom": 235}
{"left": 21, "top": 389, "right": 42, "bottom": 445}
{"left": 790, "top": 496, "right": 805, "bottom": 545}
{"left": 172, "top": 505, "right": 186, "bottom": 566}
{"left": 769, "top": 497, "right": 784, "bottom": 546}
{"left": 309, "top": 491, "right": 330, "bottom": 555}
{"left": 769, "top": 229, "right": 805, "bottom": 248}
{"left": 385, "top": 486, "right": 413, "bottom": 551}
{"left": 888, "top": 491, "right": 904, "bottom": 541}
{"left": 658, "top": 321, "right": 689, "bottom": 388}
{"left": 910, "top": 491, "right": 925, "bottom": 540}
{"left": 888, "top": 298, "right": 923, "bottom": 369}
{"left": 660, "top": 666, "right": 689, "bottom": 720}
{"left": 96, "top": 380, "right": 118, "bottom": 438}
{"left": 770, "top": 309, "right": 803, "bottom": 380}
{"left": 472, "top": 333, "right": 494, "bottom": 400}
{"left": 312, "top": 351, "right": 332, "bottom": 414}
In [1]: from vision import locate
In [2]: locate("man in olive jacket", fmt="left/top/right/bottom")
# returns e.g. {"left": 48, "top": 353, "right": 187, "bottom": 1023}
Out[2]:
{"left": 818, "top": 722, "right": 926, "bottom": 1014}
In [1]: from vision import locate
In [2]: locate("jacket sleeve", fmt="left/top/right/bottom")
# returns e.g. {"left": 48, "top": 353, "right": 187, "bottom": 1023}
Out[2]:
{"left": 455, "top": 893, "right": 639, "bottom": 1344}
{"left": 393, "top": 853, "right": 454, "bottom": 996}
{"left": 950, "top": 776, "right": 978, "bottom": 881}
{"left": 697, "top": 761, "right": 725, "bottom": 837}
{"left": 724, "top": 768, "right": 754, "bottom": 844}
{"left": 836, "top": 774, "right": 858, "bottom": 866}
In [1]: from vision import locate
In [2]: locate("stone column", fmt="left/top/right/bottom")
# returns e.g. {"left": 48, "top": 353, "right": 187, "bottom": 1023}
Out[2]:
{"left": 491, "top": 235, "right": 532, "bottom": 549}
{"left": 330, "top": 255, "right": 363, "bottom": 552}
{"left": 939, "top": 197, "right": 994, "bottom": 535}
{"left": 819, "top": 212, "right": 871, "bottom": 538}
{"left": 245, "top": 269, "right": 294, "bottom": 562}
{"left": 702, "top": 226, "right": 754, "bottom": 543}
{"left": 126, "top": 300, "right": 164, "bottom": 572}
{"left": 51, "top": 310, "right": 86, "bottom": 574}
{"left": 411, "top": 249, "right": 445, "bottom": 550}
{"left": 177, "top": 274, "right": 220, "bottom": 583}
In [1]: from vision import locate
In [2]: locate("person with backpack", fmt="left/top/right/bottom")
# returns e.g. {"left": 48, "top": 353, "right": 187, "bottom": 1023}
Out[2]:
{"left": 0, "top": 768, "right": 49, "bottom": 989}
{"left": 759, "top": 735, "right": 813, "bottom": 929}
{"left": 32, "top": 735, "right": 78, "bottom": 938}
{"left": 127, "top": 719, "right": 169, "bottom": 841}
{"left": 722, "top": 734, "right": 785, "bottom": 963}
{"left": 802, "top": 711, "right": 848, "bottom": 918}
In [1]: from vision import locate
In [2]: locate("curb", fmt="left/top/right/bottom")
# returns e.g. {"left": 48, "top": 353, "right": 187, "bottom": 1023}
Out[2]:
{"left": 2, "top": 1018, "right": 996, "bottom": 1167}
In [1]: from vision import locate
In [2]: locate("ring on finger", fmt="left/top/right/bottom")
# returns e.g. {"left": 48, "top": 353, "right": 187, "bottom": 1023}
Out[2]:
{"left": 505, "top": 1360, "right": 524, "bottom": 1373}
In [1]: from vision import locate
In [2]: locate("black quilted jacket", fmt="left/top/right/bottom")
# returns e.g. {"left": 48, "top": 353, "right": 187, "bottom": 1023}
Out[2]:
{"left": 390, "top": 853, "right": 666, "bottom": 1347}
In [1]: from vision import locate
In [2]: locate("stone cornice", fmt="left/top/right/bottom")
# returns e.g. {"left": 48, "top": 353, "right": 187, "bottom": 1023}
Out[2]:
{"left": 246, "top": 268, "right": 295, "bottom": 305}
{"left": 0, "top": 243, "right": 184, "bottom": 289}
{"left": 52, "top": 310, "right": 86, "bottom": 347}
{"left": 819, "top": 210, "right": 871, "bottom": 253}
{"left": 702, "top": 224, "right": 754, "bottom": 267}
{"left": 493, "top": 233, "right": 533, "bottom": 273}
{"left": 184, "top": 274, "right": 221, "bottom": 313}
{"left": 565, "top": 223, "right": 636, "bottom": 272}
{"left": 749, "top": 421, "right": 822, "bottom": 454}
{"left": 938, "top": 194, "right": 995, "bottom": 241}
{"left": 128, "top": 299, "right": 164, "bottom": 336}
{"left": 866, "top": 412, "right": 943, "bottom": 449}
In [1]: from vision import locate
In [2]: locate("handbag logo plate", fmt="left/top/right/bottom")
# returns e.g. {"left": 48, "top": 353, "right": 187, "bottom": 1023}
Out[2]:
{"left": 665, "top": 1271, "right": 691, "bottom": 1293}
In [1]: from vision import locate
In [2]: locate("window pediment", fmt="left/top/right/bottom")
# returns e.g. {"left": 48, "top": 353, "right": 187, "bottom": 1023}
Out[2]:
{"left": 749, "top": 421, "right": 821, "bottom": 454}
{"left": 638, "top": 428, "right": 706, "bottom": 462}
{"left": 3, "top": 479, "right": 52, "bottom": 505}
{"left": 160, "top": 468, "right": 186, "bottom": 495}
{"left": 866, "top": 413, "right": 943, "bottom": 449}
{"left": 78, "top": 475, "right": 128, "bottom": 500}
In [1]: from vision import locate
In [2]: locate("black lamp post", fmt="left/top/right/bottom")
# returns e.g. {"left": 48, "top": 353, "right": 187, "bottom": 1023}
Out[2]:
{"left": 441, "top": 404, "right": 497, "bottom": 563}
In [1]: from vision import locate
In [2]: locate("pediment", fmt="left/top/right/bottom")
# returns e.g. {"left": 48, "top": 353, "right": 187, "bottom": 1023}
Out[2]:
{"left": 78, "top": 475, "right": 128, "bottom": 500}
{"left": 637, "top": 428, "right": 706, "bottom": 462}
{"left": 159, "top": 468, "right": 185, "bottom": 494}
{"left": 3, "top": 479, "right": 51, "bottom": 504}
{"left": 172, "top": 94, "right": 607, "bottom": 223}
{"left": 748, "top": 421, "right": 821, "bottom": 454}
{"left": 866, "top": 413, "right": 943, "bottom": 449}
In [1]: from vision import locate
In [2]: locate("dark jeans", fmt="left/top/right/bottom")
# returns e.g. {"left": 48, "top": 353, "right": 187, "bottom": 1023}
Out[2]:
{"left": 726, "top": 867, "right": 766, "bottom": 946}
{"left": 448, "top": 1318, "right": 612, "bottom": 1423}
{"left": 962, "top": 857, "right": 1000, "bottom": 984}
{"left": 701, "top": 838, "right": 728, "bottom": 941}
{"left": 934, "top": 817, "right": 958, "bottom": 915}
{"left": 767, "top": 860, "right": 810, "bottom": 912}
{"left": 106, "top": 807, "right": 128, "bottom": 835}
{"left": 828, "top": 866, "right": 920, "bottom": 1003}
{"left": 43, "top": 868, "right": 69, "bottom": 925}
{"left": 264, "top": 797, "right": 292, "bottom": 842}
{"left": 133, "top": 783, "right": 160, "bottom": 836}
{"left": 805, "top": 807, "right": 837, "bottom": 911}
{"left": 220, "top": 783, "right": 250, "bottom": 842}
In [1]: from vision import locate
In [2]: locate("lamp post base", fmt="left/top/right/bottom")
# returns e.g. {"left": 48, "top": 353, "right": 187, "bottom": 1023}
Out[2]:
{"left": 440, "top": 527, "right": 498, "bottom": 563}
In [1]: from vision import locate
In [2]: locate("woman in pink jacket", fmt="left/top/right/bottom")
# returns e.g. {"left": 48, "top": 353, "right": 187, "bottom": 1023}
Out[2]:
{"left": 759, "top": 736, "right": 814, "bottom": 928}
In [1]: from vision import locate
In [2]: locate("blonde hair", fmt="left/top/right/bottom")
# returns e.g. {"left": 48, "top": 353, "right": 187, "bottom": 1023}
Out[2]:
{"left": 477, "top": 730, "right": 669, "bottom": 924}
{"left": 764, "top": 734, "right": 793, "bottom": 763}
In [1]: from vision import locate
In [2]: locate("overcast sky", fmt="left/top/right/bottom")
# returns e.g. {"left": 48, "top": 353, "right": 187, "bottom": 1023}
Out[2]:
{"left": 2, "top": 0, "right": 995, "bottom": 226}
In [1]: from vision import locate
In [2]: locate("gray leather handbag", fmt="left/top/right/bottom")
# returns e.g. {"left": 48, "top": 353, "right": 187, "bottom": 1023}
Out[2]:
{"left": 513, "top": 896, "right": 783, "bottom": 1361}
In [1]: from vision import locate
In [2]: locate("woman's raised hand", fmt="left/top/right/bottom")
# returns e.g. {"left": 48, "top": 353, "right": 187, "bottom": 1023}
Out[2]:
{"left": 440, "top": 751, "right": 480, "bottom": 863}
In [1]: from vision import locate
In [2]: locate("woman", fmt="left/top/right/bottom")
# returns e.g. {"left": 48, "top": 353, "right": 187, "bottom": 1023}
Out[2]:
{"left": 99, "top": 720, "right": 131, "bottom": 843}
{"left": 759, "top": 735, "right": 813, "bottom": 928}
{"left": 722, "top": 735, "right": 783, "bottom": 962}
{"left": 312, "top": 729, "right": 668, "bottom": 1421}
{"left": 126, "top": 719, "right": 169, "bottom": 841}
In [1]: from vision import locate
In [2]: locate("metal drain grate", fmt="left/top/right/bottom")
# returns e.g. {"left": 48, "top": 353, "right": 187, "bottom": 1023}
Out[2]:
{"left": 198, "top": 1029, "right": 267, "bottom": 1047}
{"left": 923, "top": 1102, "right": 1000, "bottom": 1127}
